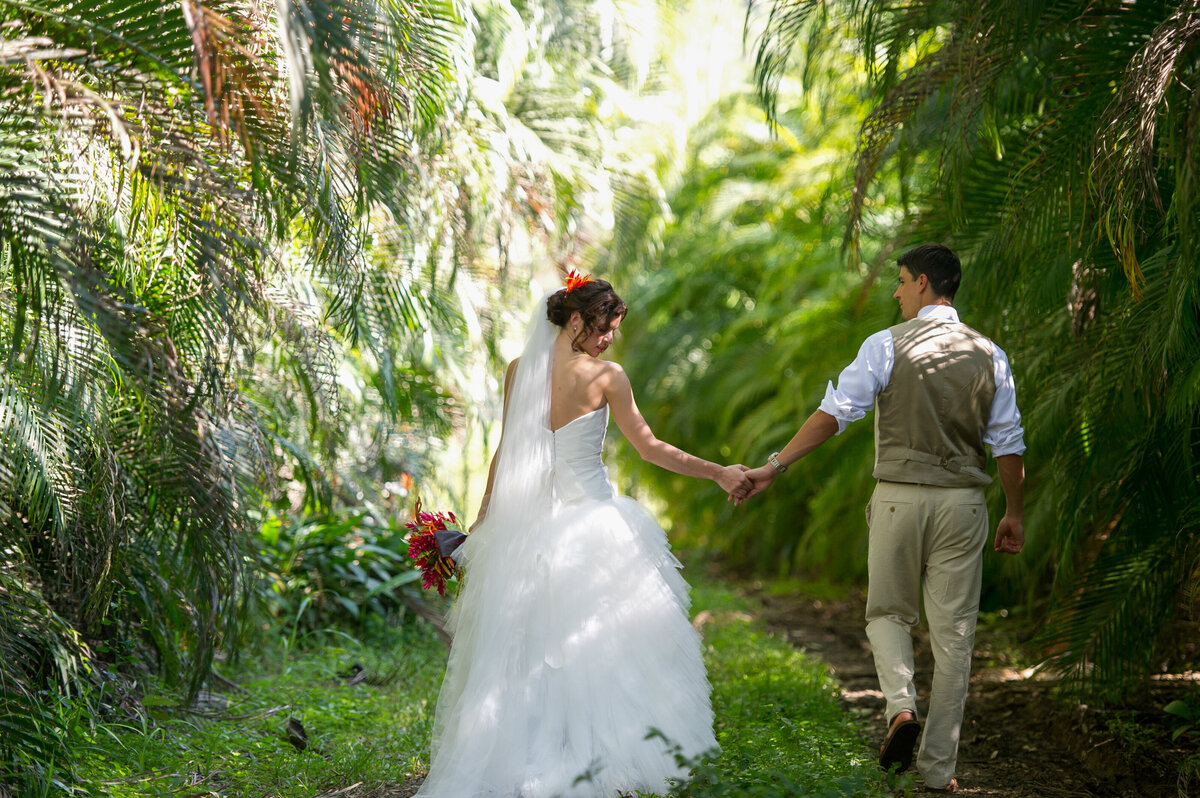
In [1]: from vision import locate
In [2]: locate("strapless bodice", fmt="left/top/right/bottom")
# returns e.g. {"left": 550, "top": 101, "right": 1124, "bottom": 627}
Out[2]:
{"left": 551, "top": 406, "right": 614, "bottom": 503}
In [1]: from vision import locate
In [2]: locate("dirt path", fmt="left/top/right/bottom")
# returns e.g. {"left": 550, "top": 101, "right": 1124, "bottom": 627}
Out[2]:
{"left": 753, "top": 587, "right": 1183, "bottom": 797}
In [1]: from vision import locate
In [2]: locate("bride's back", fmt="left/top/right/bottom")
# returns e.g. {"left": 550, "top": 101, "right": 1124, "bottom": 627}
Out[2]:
{"left": 549, "top": 341, "right": 612, "bottom": 432}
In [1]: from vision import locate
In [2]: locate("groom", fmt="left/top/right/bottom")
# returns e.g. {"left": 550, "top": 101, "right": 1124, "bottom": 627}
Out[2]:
{"left": 740, "top": 243, "right": 1026, "bottom": 793}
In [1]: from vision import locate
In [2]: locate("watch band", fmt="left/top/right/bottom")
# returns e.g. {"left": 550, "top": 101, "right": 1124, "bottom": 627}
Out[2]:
{"left": 768, "top": 452, "right": 787, "bottom": 473}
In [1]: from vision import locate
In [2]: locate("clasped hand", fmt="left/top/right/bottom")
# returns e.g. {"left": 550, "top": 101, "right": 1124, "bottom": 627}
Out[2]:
{"left": 715, "top": 465, "right": 753, "bottom": 502}
{"left": 725, "top": 465, "right": 777, "bottom": 506}
{"left": 717, "top": 464, "right": 778, "bottom": 505}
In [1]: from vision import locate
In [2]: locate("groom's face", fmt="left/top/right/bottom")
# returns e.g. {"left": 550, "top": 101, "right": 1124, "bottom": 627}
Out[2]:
{"left": 893, "top": 266, "right": 926, "bottom": 320}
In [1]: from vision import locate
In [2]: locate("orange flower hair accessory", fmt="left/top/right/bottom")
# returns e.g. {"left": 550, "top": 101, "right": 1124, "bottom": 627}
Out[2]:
{"left": 564, "top": 269, "right": 592, "bottom": 293}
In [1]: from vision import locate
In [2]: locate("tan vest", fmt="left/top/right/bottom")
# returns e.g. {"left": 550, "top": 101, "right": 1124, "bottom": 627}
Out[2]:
{"left": 873, "top": 316, "right": 996, "bottom": 487}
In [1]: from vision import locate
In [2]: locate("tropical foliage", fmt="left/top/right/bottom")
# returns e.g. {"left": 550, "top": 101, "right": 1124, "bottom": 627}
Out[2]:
{"left": 735, "top": 0, "right": 1200, "bottom": 691}
{"left": 251, "top": 509, "right": 421, "bottom": 636}
{"left": 4, "top": 0, "right": 1196, "bottom": 790}
{"left": 0, "top": 0, "right": 470, "bottom": 787}
{"left": 603, "top": 81, "right": 897, "bottom": 580}
{"left": 0, "top": 0, "right": 676, "bottom": 792}
{"left": 602, "top": 0, "right": 1199, "bottom": 697}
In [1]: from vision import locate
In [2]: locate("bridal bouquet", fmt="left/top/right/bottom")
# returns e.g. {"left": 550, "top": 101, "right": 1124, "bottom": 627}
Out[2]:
{"left": 405, "top": 500, "right": 467, "bottom": 596}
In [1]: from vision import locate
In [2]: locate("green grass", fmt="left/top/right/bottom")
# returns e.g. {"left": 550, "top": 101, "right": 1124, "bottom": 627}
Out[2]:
{"left": 74, "top": 621, "right": 446, "bottom": 796}
{"left": 71, "top": 582, "right": 899, "bottom": 797}
{"left": 674, "top": 581, "right": 900, "bottom": 797}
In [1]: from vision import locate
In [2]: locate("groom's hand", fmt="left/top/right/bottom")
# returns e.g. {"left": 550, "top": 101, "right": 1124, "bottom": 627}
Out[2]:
{"left": 993, "top": 515, "right": 1024, "bottom": 554}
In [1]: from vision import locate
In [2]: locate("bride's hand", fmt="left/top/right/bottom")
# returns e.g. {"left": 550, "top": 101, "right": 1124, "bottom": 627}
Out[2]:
{"left": 716, "top": 464, "right": 752, "bottom": 501}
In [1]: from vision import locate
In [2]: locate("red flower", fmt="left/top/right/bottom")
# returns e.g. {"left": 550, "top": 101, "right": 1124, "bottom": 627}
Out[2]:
{"left": 405, "top": 502, "right": 465, "bottom": 596}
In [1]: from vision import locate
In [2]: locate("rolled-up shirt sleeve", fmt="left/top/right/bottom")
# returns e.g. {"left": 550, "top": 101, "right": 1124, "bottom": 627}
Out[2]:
{"left": 818, "top": 329, "right": 893, "bottom": 434}
{"left": 984, "top": 345, "right": 1026, "bottom": 456}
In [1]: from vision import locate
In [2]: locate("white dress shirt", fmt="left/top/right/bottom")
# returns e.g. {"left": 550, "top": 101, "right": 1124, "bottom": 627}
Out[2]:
{"left": 817, "top": 305, "right": 1026, "bottom": 457}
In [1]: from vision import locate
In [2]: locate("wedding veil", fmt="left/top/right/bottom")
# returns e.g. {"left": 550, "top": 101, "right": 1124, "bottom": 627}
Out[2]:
{"left": 470, "top": 291, "right": 557, "bottom": 538}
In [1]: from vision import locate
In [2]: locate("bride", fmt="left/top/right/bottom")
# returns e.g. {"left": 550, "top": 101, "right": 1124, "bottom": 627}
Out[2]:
{"left": 414, "top": 274, "right": 750, "bottom": 798}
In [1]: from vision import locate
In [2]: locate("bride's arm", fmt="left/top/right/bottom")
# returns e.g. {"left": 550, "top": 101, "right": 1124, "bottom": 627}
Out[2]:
{"left": 603, "top": 362, "right": 749, "bottom": 496}
{"left": 472, "top": 357, "right": 520, "bottom": 529}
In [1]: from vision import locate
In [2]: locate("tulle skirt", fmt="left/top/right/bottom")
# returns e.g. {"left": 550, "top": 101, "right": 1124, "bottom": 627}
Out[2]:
{"left": 414, "top": 495, "right": 717, "bottom": 798}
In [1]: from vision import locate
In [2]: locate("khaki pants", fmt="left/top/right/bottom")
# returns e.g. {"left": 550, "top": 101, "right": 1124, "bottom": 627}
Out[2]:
{"left": 865, "top": 480, "right": 988, "bottom": 788}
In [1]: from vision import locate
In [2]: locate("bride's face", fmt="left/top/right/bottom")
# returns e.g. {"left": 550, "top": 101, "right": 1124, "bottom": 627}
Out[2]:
{"left": 579, "top": 315, "right": 623, "bottom": 358}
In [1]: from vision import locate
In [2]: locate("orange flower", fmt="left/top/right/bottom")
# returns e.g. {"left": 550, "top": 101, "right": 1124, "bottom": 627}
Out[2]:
{"left": 565, "top": 269, "right": 592, "bottom": 293}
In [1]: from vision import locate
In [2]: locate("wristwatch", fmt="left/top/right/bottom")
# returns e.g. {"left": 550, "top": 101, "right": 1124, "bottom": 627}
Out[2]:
{"left": 768, "top": 452, "right": 787, "bottom": 473}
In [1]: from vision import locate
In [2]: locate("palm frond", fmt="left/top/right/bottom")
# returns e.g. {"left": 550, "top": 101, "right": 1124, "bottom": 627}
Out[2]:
{"left": 0, "top": 0, "right": 473, "bottom": 725}
{"left": 777, "top": 0, "right": 1200, "bottom": 690}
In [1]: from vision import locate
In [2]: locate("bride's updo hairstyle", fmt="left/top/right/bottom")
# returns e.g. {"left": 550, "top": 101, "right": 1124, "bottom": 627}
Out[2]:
{"left": 546, "top": 278, "right": 627, "bottom": 352}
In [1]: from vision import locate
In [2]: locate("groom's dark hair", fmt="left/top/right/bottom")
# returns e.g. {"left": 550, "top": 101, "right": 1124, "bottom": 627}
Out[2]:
{"left": 898, "top": 243, "right": 962, "bottom": 300}
{"left": 547, "top": 279, "right": 627, "bottom": 351}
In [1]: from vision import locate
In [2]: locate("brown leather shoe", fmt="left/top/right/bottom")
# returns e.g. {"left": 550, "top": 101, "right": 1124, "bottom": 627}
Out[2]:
{"left": 878, "top": 710, "right": 920, "bottom": 773}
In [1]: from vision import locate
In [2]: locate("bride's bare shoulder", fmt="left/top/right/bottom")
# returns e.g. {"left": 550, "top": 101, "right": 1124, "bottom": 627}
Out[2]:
{"left": 595, "top": 359, "right": 628, "bottom": 385}
{"left": 601, "top": 358, "right": 625, "bottom": 373}
{"left": 560, "top": 355, "right": 623, "bottom": 391}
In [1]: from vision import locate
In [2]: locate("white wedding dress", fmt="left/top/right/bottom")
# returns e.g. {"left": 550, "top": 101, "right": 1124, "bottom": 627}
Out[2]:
{"left": 414, "top": 404, "right": 717, "bottom": 797}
